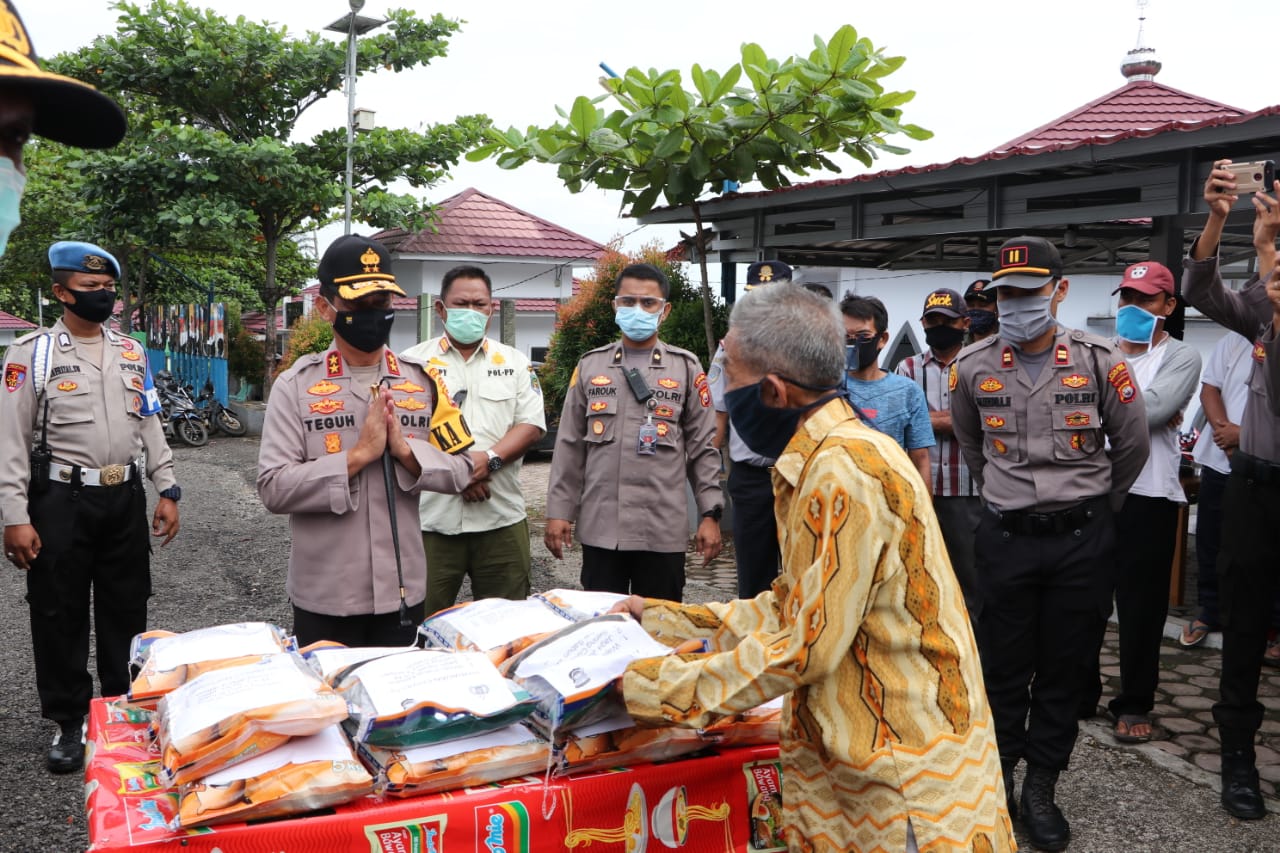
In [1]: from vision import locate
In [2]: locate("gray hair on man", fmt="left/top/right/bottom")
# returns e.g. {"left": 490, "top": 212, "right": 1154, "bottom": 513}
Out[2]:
{"left": 729, "top": 284, "right": 845, "bottom": 389}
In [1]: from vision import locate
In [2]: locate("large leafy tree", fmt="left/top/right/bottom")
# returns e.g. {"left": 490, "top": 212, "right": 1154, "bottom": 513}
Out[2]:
{"left": 52, "top": 0, "right": 489, "bottom": 395}
{"left": 470, "top": 25, "right": 930, "bottom": 354}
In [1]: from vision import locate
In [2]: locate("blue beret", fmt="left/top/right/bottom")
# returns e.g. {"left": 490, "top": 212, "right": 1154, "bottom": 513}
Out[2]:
{"left": 48, "top": 241, "right": 120, "bottom": 279}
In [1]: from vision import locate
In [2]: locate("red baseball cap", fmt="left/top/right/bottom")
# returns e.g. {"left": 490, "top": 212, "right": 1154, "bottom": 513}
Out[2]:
{"left": 1111, "top": 262, "right": 1174, "bottom": 296}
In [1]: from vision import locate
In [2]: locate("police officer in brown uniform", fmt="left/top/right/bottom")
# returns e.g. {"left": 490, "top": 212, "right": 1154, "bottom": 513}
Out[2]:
{"left": 544, "top": 263, "right": 722, "bottom": 601}
{"left": 951, "top": 236, "right": 1149, "bottom": 850}
{"left": 258, "top": 235, "right": 477, "bottom": 647}
{"left": 0, "top": 242, "right": 180, "bottom": 773}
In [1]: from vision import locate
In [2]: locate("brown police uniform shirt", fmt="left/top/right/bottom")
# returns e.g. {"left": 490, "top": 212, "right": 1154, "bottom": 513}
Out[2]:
{"left": 257, "top": 346, "right": 474, "bottom": 617}
{"left": 0, "top": 318, "right": 176, "bottom": 526}
{"left": 546, "top": 340, "right": 720, "bottom": 553}
{"left": 950, "top": 326, "right": 1150, "bottom": 512}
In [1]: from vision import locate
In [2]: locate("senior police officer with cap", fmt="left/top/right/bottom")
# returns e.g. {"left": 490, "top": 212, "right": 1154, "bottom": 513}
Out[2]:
{"left": 951, "top": 236, "right": 1148, "bottom": 850}
{"left": 545, "top": 262, "right": 721, "bottom": 601}
{"left": 1185, "top": 161, "right": 1280, "bottom": 820}
{"left": 258, "top": 235, "right": 478, "bottom": 648}
{"left": 708, "top": 259, "right": 790, "bottom": 597}
{"left": 0, "top": 242, "right": 179, "bottom": 774}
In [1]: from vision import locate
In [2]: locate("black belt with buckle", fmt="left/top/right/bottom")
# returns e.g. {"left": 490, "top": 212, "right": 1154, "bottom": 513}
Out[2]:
{"left": 996, "top": 497, "right": 1105, "bottom": 536}
{"left": 1234, "top": 451, "right": 1280, "bottom": 484}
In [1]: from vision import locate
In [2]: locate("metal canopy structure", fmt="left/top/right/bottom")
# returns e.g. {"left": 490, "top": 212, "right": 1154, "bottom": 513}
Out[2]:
{"left": 638, "top": 101, "right": 1280, "bottom": 287}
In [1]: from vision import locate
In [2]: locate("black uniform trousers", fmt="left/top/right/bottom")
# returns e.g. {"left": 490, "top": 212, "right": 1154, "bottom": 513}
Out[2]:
{"left": 292, "top": 603, "right": 426, "bottom": 649}
{"left": 974, "top": 499, "right": 1116, "bottom": 772}
{"left": 25, "top": 478, "right": 150, "bottom": 725}
{"left": 1107, "top": 494, "right": 1181, "bottom": 719}
{"left": 1212, "top": 460, "right": 1280, "bottom": 752}
{"left": 727, "top": 460, "right": 780, "bottom": 598}
{"left": 580, "top": 545, "right": 685, "bottom": 601}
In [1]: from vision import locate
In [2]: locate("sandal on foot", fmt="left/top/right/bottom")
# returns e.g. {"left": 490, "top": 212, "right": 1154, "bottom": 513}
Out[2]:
{"left": 1264, "top": 638, "right": 1280, "bottom": 668}
{"left": 1114, "top": 714, "right": 1154, "bottom": 744}
{"left": 1179, "top": 620, "right": 1214, "bottom": 648}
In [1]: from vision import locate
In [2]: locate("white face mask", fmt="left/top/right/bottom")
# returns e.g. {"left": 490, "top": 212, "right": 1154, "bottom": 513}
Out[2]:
{"left": 0, "top": 157, "right": 26, "bottom": 257}
{"left": 999, "top": 284, "right": 1059, "bottom": 343}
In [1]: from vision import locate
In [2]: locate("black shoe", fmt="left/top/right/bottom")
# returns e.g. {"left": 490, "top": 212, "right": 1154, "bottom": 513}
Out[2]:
{"left": 1020, "top": 765, "right": 1070, "bottom": 851}
{"left": 1221, "top": 750, "right": 1266, "bottom": 820}
{"left": 1003, "top": 766, "right": 1019, "bottom": 821}
{"left": 46, "top": 719, "right": 85, "bottom": 774}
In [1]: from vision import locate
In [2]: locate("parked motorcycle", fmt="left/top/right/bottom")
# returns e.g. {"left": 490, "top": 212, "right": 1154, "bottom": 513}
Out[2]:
{"left": 155, "top": 371, "right": 209, "bottom": 447}
{"left": 191, "top": 378, "right": 248, "bottom": 437}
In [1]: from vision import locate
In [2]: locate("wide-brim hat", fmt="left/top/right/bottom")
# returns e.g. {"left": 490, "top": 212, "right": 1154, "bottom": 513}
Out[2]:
{"left": 992, "top": 236, "right": 1063, "bottom": 290}
{"left": 318, "top": 234, "right": 406, "bottom": 301}
{"left": 0, "top": 0, "right": 127, "bottom": 149}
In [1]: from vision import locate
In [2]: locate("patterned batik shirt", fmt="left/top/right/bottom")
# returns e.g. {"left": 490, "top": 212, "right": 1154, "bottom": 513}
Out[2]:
{"left": 622, "top": 397, "right": 1014, "bottom": 853}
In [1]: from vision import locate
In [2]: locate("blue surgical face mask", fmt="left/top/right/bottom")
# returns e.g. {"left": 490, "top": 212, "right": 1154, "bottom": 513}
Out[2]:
{"left": 1115, "top": 303, "right": 1158, "bottom": 345}
{"left": 443, "top": 307, "right": 489, "bottom": 345}
{"left": 724, "top": 377, "right": 842, "bottom": 459}
{"left": 0, "top": 157, "right": 26, "bottom": 257}
{"left": 615, "top": 306, "right": 661, "bottom": 342}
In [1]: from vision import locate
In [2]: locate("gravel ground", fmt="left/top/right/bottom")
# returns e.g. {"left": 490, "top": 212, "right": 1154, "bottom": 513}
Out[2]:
{"left": 0, "top": 437, "right": 1276, "bottom": 851}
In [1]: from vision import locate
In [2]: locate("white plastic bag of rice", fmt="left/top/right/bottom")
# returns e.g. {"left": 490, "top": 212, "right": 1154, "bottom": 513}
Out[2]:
{"left": 532, "top": 589, "right": 628, "bottom": 622}
{"left": 418, "top": 598, "right": 573, "bottom": 665}
{"left": 130, "top": 622, "right": 293, "bottom": 708}
{"left": 360, "top": 723, "right": 549, "bottom": 797}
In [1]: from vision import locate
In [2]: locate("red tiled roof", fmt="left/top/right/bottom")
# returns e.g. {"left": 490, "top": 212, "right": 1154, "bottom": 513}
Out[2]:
{"left": 660, "top": 89, "right": 1278, "bottom": 210}
{"left": 0, "top": 310, "right": 36, "bottom": 331}
{"left": 374, "top": 188, "right": 606, "bottom": 261}
{"left": 515, "top": 299, "right": 558, "bottom": 312}
{"left": 991, "top": 80, "right": 1244, "bottom": 153}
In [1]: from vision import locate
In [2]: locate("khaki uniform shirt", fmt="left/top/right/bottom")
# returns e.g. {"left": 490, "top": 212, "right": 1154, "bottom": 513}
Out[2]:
{"left": 257, "top": 346, "right": 474, "bottom": 617}
{"left": 1182, "top": 254, "right": 1280, "bottom": 464}
{"left": 546, "top": 340, "right": 720, "bottom": 553}
{"left": 0, "top": 319, "right": 175, "bottom": 526}
{"left": 623, "top": 399, "right": 1013, "bottom": 853}
{"left": 950, "top": 326, "right": 1150, "bottom": 512}
{"left": 401, "top": 336, "right": 545, "bottom": 534}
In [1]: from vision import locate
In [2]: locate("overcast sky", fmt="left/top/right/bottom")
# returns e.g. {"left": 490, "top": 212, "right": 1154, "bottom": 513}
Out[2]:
{"left": 22, "top": 0, "right": 1278, "bottom": 257}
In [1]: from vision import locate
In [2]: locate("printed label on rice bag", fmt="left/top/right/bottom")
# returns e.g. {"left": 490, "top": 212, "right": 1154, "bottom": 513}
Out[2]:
{"left": 426, "top": 599, "right": 571, "bottom": 652}
{"left": 365, "top": 814, "right": 448, "bottom": 853}
{"left": 475, "top": 801, "right": 530, "bottom": 852}
{"left": 356, "top": 651, "right": 519, "bottom": 717}
{"left": 149, "top": 622, "right": 284, "bottom": 671}
{"left": 743, "top": 759, "right": 785, "bottom": 852}
{"left": 513, "top": 618, "right": 670, "bottom": 697}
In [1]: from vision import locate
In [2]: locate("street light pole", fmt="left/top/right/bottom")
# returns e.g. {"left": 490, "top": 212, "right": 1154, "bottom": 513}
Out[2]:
{"left": 325, "top": 0, "right": 386, "bottom": 236}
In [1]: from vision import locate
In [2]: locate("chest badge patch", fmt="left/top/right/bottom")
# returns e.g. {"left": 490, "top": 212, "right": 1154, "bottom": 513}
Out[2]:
{"left": 992, "top": 438, "right": 1008, "bottom": 455}
{"left": 308, "top": 380, "right": 341, "bottom": 396}
{"left": 590, "top": 401, "right": 609, "bottom": 412}
{"left": 657, "top": 378, "right": 680, "bottom": 389}
{"left": 654, "top": 404, "right": 675, "bottom": 418}
{"left": 131, "top": 396, "right": 142, "bottom": 413}
{"left": 390, "top": 380, "right": 424, "bottom": 394}
{"left": 121, "top": 350, "right": 142, "bottom": 362}
{"left": 656, "top": 421, "right": 669, "bottom": 437}
{"left": 1255, "top": 341, "right": 1267, "bottom": 363}
{"left": 324, "top": 433, "right": 342, "bottom": 454}
{"left": 591, "top": 419, "right": 604, "bottom": 436}
{"left": 1064, "top": 411, "right": 1091, "bottom": 427}
{"left": 1108, "top": 362, "right": 1137, "bottom": 404}
{"left": 4, "top": 363, "right": 26, "bottom": 392}
{"left": 1061, "top": 374, "right": 1089, "bottom": 389}
{"left": 131, "top": 377, "right": 144, "bottom": 391}
{"left": 948, "top": 363, "right": 958, "bottom": 392}
{"left": 984, "top": 415, "right": 1006, "bottom": 429}
{"left": 979, "top": 377, "right": 1004, "bottom": 393}
{"left": 394, "top": 397, "right": 427, "bottom": 411}
{"left": 310, "top": 399, "right": 344, "bottom": 415}
{"left": 428, "top": 357, "right": 449, "bottom": 367}
{"left": 56, "top": 380, "right": 78, "bottom": 393}
{"left": 590, "top": 375, "right": 612, "bottom": 387}
{"left": 491, "top": 352, "right": 506, "bottom": 366}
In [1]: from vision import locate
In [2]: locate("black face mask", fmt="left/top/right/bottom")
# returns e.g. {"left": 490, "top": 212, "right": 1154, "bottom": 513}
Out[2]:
{"left": 61, "top": 288, "right": 115, "bottom": 324}
{"left": 333, "top": 307, "right": 395, "bottom": 353}
{"left": 924, "top": 323, "right": 965, "bottom": 352}
{"left": 966, "top": 308, "right": 999, "bottom": 337}
{"left": 724, "top": 377, "right": 842, "bottom": 459}
{"left": 845, "top": 339, "right": 881, "bottom": 372}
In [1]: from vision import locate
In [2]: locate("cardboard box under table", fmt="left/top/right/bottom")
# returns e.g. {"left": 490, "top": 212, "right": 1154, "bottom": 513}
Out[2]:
{"left": 86, "top": 697, "right": 787, "bottom": 852}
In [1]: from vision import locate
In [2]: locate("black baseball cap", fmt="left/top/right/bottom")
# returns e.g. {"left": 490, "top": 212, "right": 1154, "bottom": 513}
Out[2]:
{"left": 964, "top": 279, "right": 994, "bottom": 303}
{"left": 317, "top": 235, "right": 406, "bottom": 301}
{"left": 744, "top": 260, "right": 792, "bottom": 289}
{"left": 992, "top": 236, "right": 1063, "bottom": 289}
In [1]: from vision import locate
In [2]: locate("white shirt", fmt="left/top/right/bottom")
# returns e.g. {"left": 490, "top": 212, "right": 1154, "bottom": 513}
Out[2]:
{"left": 1192, "top": 332, "right": 1255, "bottom": 476}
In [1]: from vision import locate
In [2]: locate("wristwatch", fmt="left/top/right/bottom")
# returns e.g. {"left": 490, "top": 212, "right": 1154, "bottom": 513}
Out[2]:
{"left": 701, "top": 506, "right": 722, "bottom": 521}
{"left": 159, "top": 485, "right": 182, "bottom": 502}
{"left": 485, "top": 449, "right": 504, "bottom": 473}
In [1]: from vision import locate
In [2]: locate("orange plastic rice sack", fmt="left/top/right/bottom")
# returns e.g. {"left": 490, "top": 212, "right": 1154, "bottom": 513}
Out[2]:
{"left": 156, "top": 653, "right": 349, "bottom": 787}
{"left": 418, "top": 598, "right": 574, "bottom": 666}
{"left": 558, "top": 709, "right": 706, "bottom": 776}
{"left": 359, "top": 723, "right": 549, "bottom": 798}
{"left": 177, "top": 725, "right": 372, "bottom": 828}
{"left": 129, "top": 622, "right": 293, "bottom": 708}
{"left": 300, "top": 643, "right": 418, "bottom": 687}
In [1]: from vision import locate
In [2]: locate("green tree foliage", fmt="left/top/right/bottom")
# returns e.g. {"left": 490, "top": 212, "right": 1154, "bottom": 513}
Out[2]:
{"left": 470, "top": 25, "right": 929, "bottom": 354}
{"left": 278, "top": 310, "right": 334, "bottom": 375}
{"left": 50, "top": 0, "right": 489, "bottom": 396}
{"left": 540, "top": 240, "right": 723, "bottom": 422}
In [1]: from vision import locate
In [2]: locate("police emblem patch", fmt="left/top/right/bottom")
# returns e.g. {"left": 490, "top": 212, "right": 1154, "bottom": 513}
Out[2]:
{"left": 1061, "top": 374, "right": 1089, "bottom": 389}
{"left": 394, "top": 398, "right": 427, "bottom": 411}
{"left": 308, "top": 380, "right": 341, "bottom": 396}
{"left": 657, "top": 378, "right": 680, "bottom": 389}
{"left": 310, "top": 399, "right": 345, "bottom": 415}
{"left": 979, "top": 377, "right": 1004, "bottom": 393}
{"left": 491, "top": 352, "right": 505, "bottom": 366}
{"left": 949, "top": 363, "right": 958, "bottom": 392}
{"left": 4, "top": 363, "right": 26, "bottom": 392}
{"left": 1255, "top": 341, "right": 1267, "bottom": 363}
{"left": 1070, "top": 433, "right": 1087, "bottom": 452}
{"left": 654, "top": 405, "right": 675, "bottom": 418}
{"left": 655, "top": 422, "right": 669, "bottom": 437}
{"left": 1064, "top": 411, "right": 1091, "bottom": 427}
{"left": 590, "top": 401, "right": 609, "bottom": 412}
{"left": 992, "top": 438, "right": 1008, "bottom": 455}
{"left": 590, "top": 375, "right": 611, "bottom": 387}
{"left": 56, "top": 380, "right": 78, "bottom": 392}
{"left": 1108, "top": 362, "right": 1137, "bottom": 404}
{"left": 121, "top": 350, "right": 141, "bottom": 362}
{"left": 984, "top": 415, "right": 1006, "bottom": 429}
{"left": 324, "top": 433, "right": 342, "bottom": 454}
{"left": 132, "top": 377, "right": 144, "bottom": 390}
{"left": 390, "top": 380, "right": 425, "bottom": 393}
{"left": 591, "top": 420, "right": 604, "bottom": 436}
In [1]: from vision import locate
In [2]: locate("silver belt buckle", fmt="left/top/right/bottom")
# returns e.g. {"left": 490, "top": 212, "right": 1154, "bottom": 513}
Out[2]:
{"left": 99, "top": 464, "right": 127, "bottom": 487}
